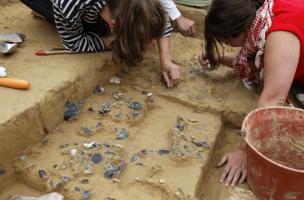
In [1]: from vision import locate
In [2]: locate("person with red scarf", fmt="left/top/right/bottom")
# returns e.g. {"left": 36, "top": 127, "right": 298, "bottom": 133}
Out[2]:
{"left": 198, "top": 0, "right": 304, "bottom": 186}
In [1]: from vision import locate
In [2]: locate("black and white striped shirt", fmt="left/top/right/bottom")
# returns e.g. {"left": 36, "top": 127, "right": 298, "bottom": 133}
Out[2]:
{"left": 51, "top": 0, "right": 173, "bottom": 52}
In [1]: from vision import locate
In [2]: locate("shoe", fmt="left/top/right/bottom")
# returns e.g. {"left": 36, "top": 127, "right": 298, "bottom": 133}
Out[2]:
{"left": 288, "top": 82, "right": 304, "bottom": 108}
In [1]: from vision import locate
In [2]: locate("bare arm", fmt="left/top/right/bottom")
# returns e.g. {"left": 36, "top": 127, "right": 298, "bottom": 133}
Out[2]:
{"left": 218, "top": 31, "right": 300, "bottom": 187}
{"left": 158, "top": 36, "right": 181, "bottom": 87}
{"left": 258, "top": 31, "right": 300, "bottom": 107}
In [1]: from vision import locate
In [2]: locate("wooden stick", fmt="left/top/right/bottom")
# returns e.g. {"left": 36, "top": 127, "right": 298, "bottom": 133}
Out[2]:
{"left": 35, "top": 49, "right": 76, "bottom": 56}
{"left": 0, "top": 78, "right": 30, "bottom": 90}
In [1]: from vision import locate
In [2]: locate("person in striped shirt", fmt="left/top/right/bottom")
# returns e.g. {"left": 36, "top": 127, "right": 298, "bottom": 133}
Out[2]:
{"left": 21, "top": 0, "right": 181, "bottom": 87}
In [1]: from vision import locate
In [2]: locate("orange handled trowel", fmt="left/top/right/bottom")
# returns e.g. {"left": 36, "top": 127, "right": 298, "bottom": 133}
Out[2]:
{"left": 0, "top": 77, "right": 30, "bottom": 90}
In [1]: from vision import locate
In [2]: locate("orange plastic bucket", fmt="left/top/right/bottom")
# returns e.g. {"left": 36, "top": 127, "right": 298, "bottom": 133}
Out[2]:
{"left": 242, "top": 106, "right": 304, "bottom": 200}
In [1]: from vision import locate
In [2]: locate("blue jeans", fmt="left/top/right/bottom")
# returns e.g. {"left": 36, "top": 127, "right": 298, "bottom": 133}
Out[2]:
{"left": 20, "top": 0, "right": 110, "bottom": 36}
{"left": 21, "top": 0, "right": 55, "bottom": 24}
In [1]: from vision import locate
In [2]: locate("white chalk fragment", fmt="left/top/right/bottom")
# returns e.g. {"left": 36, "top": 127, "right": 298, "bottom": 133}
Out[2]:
{"left": 0, "top": 66, "right": 7, "bottom": 77}
{"left": 70, "top": 149, "right": 77, "bottom": 158}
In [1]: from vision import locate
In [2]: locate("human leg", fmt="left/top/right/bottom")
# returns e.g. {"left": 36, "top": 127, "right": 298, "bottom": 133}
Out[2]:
{"left": 20, "top": 0, "right": 55, "bottom": 24}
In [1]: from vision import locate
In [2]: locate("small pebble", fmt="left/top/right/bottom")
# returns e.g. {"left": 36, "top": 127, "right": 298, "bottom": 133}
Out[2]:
{"left": 63, "top": 176, "right": 71, "bottom": 183}
{"left": 38, "top": 170, "right": 47, "bottom": 179}
{"left": 64, "top": 100, "right": 79, "bottom": 121}
{"left": 91, "top": 153, "right": 103, "bottom": 164}
{"left": 93, "top": 85, "right": 104, "bottom": 95}
{"left": 110, "top": 76, "right": 121, "bottom": 84}
{"left": 140, "top": 149, "right": 147, "bottom": 155}
{"left": 59, "top": 144, "right": 69, "bottom": 149}
{"left": 99, "top": 101, "right": 111, "bottom": 115}
{"left": 75, "top": 186, "right": 81, "bottom": 192}
{"left": 80, "top": 127, "right": 94, "bottom": 136}
{"left": 80, "top": 179, "right": 89, "bottom": 184}
{"left": 96, "top": 122, "right": 103, "bottom": 129}
{"left": 192, "top": 140, "right": 210, "bottom": 148}
{"left": 130, "top": 154, "right": 138, "bottom": 162}
{"left": 128, "top": 101, "right": 142, "bottom": 110}
{"left": 135, "top": 162, "right": 145, "bottom": 167}
{"left": 112, "top": 178, "right": 121, "bottom": 183}
{"left": 41, "top": 138, "right": 48, "bottom": 145}
{"left": 159, "top": 179, "right": 166, "bottom": 184}
{"left": 116, "top": 129, "right": 129, "bottom": 140}
{"left": 71, "top": 149, "right": 77, "bottom": 157}
{"left": 88, "top": 107, "right": 94, "bottom": 112}
{"left": 82, "top": 191, "right": 90, "bottom": 200}
{"left": 84, "top": 165, "right": 95, "bottom": 175}
{"left": 83, "top": 142, "right": 99, "bottom": 149}
{"left": 159, "top": 148, "right": 170, "bottom": 155}
{"left": 0, "top": 168, "right": 6, "bottom": 175}
{"left": 112, "top": 91, "right": 123, "bottom": 100}
{"left": 176, "top": 116, "right": 185, "bottom": 132}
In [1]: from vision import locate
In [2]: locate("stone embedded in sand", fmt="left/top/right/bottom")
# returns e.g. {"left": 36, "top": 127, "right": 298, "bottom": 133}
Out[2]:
{"left": 113, "top": 178, "right": 120, "bottom": 183}
{"left": 116, "top": 129, "right": 129, "bottom": 140}
{"left": 96, "top": 122, "right": 103, "bottom": 129}
{"left": 88, "top": 107, "right": 94, "bottom": 112}
{"left": 0, "top": 168, "right": 6, "bottom": 175}
{"left": 99, "top": 101, "right": 111, "bottom": 115}
{"left": 159, "top": 148, "right": 170, "bottom": 155}
{"left": 135, "top": 162, "right": 145, "bottom": 167}
{"left": 91, "top": 153, "right": 103, "bottom": 164}
{"left": 84, "top": 165, "right": 95, "bottom": 175}
{"left": 63, "top": 176, "right": 71, "bottom": 183}
{"left": 130, "top": 154, "right": 138, "bottom": 162}
{"left": 159, "top": 179, "right": 166, "bottom": 184}
{"left": 104, "top": 159, "right": 126, "bottom": 179}
{"left": 93, "top": 85, "right": 104, "bottom": 95}
{"left": 64, "top": 100, "right": 80, "bottom": 121}
{"left": 79, "top": 127, "right": 94, "bottom": 137}
{"left": 59, "top": 144, "right": 69, "bottom": 149}
{"left": 104, "top": 164, "right": 118, "bottom": 179}
{"left": 41, "top": 138, "right": 48, "bottom": 145}
{"left": 128, "top": 101, "right": 142, "bottom": 110}
{"left": 129, "top": 111, "right": 143, "bottom": 120}
{"left": 80, "top": 179, "right": 89, "bottom": 184}
{"left": 146, "top": 93, "right": 154, "bottom": 103}
{"left": 71, "top": 149, "right": 77, "bottom": 158}
{"left": 112, "top": 91, "right": 123, "bottom": 101}
{"left": 38, "top": 169, "right": 47, "bottom": 179}
{"left": 75, "top": 186, "right": 81, "bottom": 192}
{"left": 176, "top": 116, "right": 185, "bottom": 132}
{"left": 82, "top": 191, "right": 90, "bottom": 200}
{"left": 110, "top": 76, "right": 121, "bottom": 84}
{"left": 191, "top": 139, "right": 210, "bottom": 149}
{"left": 83, "top": 142, "right": 99, "bottom": 149}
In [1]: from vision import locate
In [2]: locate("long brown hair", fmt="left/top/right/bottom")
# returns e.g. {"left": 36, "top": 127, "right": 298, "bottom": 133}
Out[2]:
{"left": 112, "top": 0, "right": 166, "bottom": 66}
{"left": 204, "top": 0, "right": 265, "bottom": 69}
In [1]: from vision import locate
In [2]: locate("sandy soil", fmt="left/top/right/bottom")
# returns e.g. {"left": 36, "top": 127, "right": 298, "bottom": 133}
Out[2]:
{"left": 0, "top": 1, "right": 260, "bottom": 200}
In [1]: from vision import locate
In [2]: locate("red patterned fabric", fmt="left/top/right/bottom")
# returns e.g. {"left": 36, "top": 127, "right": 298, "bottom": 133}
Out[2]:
{"left": 233, "top": 0, "right": 274, "bottom": 86}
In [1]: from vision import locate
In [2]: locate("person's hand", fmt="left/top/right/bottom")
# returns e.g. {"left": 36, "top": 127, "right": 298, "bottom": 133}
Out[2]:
{"left": 197, "top": 53, "right": 211, "bottom": 70}
{"left": 217, "top": 149, "right": 247, "bottom": 187}
{"left": 161, "top": 60, "right": 181, "bottom": 88}
{"left": 176, "top": 16, "right": 196, "bottom": 37}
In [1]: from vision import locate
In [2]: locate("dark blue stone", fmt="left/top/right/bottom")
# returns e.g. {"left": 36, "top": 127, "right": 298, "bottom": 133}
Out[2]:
{"left": 128, "top": 101, "right": 142, "bottom": 110}
{"left": 159, "top": 148, "right": 170, "bottom": 155}
{"left": 130, "top": 154, "right": 138, "bottom": 162}
{"left": 91, "top": 153, "right": 103, "bottom": 164}
{"left": 116, "top": 129, "right": 129, "bottom": 140}
{"left": 38, "top": 169, "right": 47, "bottom": 179}
{"left": 82, "top": 191, "right": 90, "bottom": 199}
{"left": 64, "top": 100, "right": 79, "bottom": 121}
